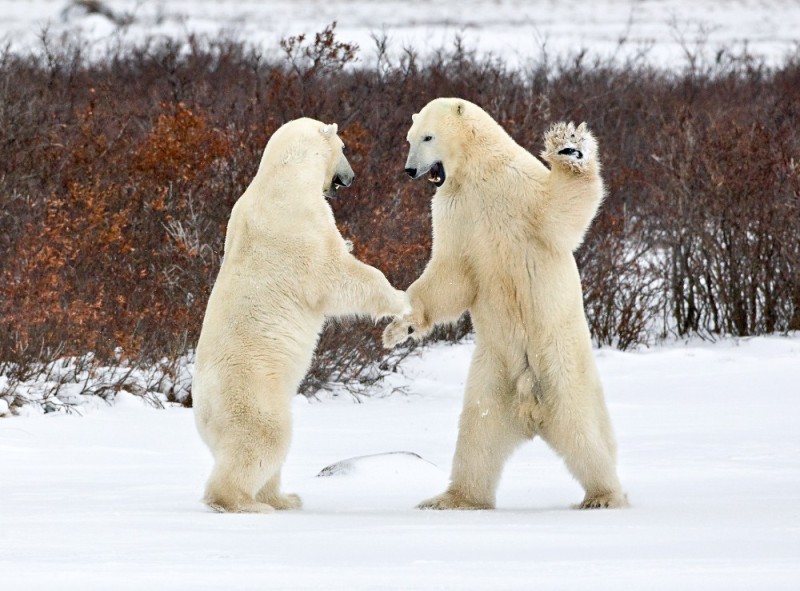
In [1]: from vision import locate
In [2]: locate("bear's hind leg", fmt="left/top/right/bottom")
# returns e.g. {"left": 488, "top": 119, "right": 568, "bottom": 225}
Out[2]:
{"left": 418, "top": 348, "right": 527, "bottom": 510}
{"left": 203, "top": 420, "right": 289, "bottom": 513}
{"left": 540, "top": 395, "right": 628, "bottom": 510}
{"left": 203, "top": 457, "right": 276, "bottom": 514}
{"left": 256, "top": 470, "right": 302, "bottom": 510}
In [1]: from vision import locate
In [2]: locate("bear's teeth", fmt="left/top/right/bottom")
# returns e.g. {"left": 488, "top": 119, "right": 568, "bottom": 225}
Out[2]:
{"left": 429, "top": 176, "right": 441, "bottom": 183}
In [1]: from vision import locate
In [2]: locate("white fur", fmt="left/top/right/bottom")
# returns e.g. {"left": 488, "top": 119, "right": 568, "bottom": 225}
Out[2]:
{"left": 193, "top": 118, "right": 409, "bottom": 513}
{"left": 385, "top": 99, "right": 628, "bottom": 510}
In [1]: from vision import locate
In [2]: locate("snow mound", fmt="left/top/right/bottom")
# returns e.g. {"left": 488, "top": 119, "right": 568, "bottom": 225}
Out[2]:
{"left": 317, "top": 451, "right": 438, "bottom": 478}
{"left": 303, "top": 451, "right": 448, "bottom": 511}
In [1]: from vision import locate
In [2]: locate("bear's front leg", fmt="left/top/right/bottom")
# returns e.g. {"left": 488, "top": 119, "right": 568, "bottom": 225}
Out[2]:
{"left": 325, "top": 257, "right": 410, "bottom": 320}
{"left": 538, "top": 121, "right": 605, "bottom": 252}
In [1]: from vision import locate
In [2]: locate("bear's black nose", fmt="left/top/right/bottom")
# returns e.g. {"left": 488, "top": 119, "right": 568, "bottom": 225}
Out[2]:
{"left": 404, "top": 167, "right": 417, "bottom": 178}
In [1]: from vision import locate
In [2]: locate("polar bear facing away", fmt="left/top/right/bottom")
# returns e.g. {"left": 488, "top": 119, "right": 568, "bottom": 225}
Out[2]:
{"left": 384, "top": 98, "right": 628, "bottom": 510}
{"left": 193, "top": 118, "right": 409, "bottom": 513}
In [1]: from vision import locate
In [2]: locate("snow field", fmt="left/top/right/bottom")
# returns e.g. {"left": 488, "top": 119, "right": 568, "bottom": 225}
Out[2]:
{"left": 1, "top": 336, "right": 799, "bottom": 590}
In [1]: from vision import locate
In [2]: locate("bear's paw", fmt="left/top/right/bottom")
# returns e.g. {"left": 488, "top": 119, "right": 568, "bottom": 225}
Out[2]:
{"left": 269, "top": 492, "right": 303, "bottom": 511}
{"left": 382, "top": 317, "right": 415, "bottom": 349}
{"left": 206, "top": 499, "right": 276, "bottom": 514}
{"left": 542, "top": 121, "right": 597, "bottom": 172}
{"left": 576, "top": 491, "right": 629, "bottom": 510}
{"left": 416, "top": 490, "right": 493, "bottom": 510}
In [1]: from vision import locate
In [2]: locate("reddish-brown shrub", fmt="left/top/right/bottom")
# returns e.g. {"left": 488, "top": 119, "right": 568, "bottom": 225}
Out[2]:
{"left": 1, "top": 28, "right": 798, "bottom": 406}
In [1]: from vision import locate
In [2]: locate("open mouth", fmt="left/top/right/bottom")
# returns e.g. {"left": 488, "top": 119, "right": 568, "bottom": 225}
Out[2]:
{"left": 324, "top": 174, "right": 348, "bottom": 199}
{"left": 427, "top": 162, "right": 446, "bottom": 187}
{"left": 323, "top": 183, "right": 338, "bottom": 199}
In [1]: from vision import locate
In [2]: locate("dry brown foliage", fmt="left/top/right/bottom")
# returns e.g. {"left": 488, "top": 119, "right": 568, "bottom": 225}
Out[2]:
{"left": 1, "top": 25, "right": 798, "bottom": 405}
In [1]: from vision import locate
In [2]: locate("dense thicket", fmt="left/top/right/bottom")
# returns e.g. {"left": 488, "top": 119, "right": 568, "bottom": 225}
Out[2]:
{"left": 1, "top": 26, "right": 798, "bottom": 403}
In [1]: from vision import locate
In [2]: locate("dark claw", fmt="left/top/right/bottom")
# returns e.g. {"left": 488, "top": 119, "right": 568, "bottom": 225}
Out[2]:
{"left": 557, "top": 147, "right": 583, "bottom": 159}
{"left": 407, "top": 326, "right": 415, "bottom": 335}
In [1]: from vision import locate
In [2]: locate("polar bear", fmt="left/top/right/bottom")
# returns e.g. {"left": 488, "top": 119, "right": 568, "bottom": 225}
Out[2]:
{"left": 193, "top": 118, "right": 409, "bottom": 513}
{"left": 384, "top": 98, "right": 628, "bottom": 510}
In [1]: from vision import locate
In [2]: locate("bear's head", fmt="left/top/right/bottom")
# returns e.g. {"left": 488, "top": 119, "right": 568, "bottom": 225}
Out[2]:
{"left": 260, "top": 118, "right": 354, "bottom": 198}
{"left": 404, "top": 98, "right": 501, "bottom": 189}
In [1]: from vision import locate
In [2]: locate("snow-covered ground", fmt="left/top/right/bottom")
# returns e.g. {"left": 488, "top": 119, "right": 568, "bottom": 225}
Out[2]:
{"left": 1, "top": 0, "right": 799, "bottom": 67}
{"left": 2, "top": 336, "right": 799, "bottom": 590}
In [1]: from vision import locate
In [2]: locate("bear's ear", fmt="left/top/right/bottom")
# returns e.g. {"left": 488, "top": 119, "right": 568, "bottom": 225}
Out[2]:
{"left": 455, "top": 102, "right": 465, "bottom": 116}
{"left": 412, "top": 113, "right": 418, "bottom": 123}
{"left": 320, "top": 123, "right": 338, "bottom": 137}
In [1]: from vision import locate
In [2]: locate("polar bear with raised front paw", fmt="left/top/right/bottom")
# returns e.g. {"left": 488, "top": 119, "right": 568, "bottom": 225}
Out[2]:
{"left": 193, "top": 118, "right": 409, "bottom": 513}
{"left": 384, "top": 98, "right": 628, "bottom": 511}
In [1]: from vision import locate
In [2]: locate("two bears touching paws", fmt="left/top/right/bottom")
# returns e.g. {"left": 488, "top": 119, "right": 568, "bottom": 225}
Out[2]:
{"left": 192, "top": 98, "right": 628, "bottom": 514}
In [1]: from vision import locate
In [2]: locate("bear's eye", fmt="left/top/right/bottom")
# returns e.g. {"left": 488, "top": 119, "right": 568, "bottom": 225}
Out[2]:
{"left": 423, "top": 135, "right": 433, "bottom": 142}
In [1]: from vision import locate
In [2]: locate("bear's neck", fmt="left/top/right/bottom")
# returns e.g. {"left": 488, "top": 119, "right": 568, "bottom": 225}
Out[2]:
{"left": 256, "top": 150, "right": 328, "bottom": 199}
{"left": 461, "top": 142, "right": 516, "bottom": 183}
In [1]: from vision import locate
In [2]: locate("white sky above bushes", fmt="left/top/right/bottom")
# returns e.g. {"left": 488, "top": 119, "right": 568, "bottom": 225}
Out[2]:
{"left": 1, "top": 0, "right": 799, "bottom": 68}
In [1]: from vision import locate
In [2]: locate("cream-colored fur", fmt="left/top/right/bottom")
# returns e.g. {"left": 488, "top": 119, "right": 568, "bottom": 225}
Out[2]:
{"left": 384, "top": 99, "right": 628, "bottom": 510}
{"left": 193, "top": 118, "right": 409, "bottom": 513}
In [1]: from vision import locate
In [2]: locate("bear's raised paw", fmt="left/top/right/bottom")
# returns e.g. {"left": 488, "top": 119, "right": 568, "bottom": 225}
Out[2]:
{"left": 542, "top": 121, "right": 597, "bottom": 172}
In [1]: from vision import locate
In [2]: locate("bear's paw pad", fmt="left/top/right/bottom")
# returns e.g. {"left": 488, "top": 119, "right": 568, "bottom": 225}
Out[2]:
{"left": 557, "top": 146, "right": 583, "bottom": 159}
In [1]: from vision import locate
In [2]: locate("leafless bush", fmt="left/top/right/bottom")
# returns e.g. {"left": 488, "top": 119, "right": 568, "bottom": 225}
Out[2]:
{"left": 1, "top": 26, "right": 798, "bottom": 411}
